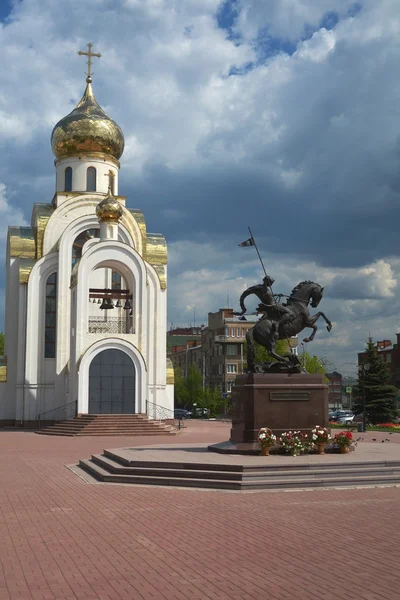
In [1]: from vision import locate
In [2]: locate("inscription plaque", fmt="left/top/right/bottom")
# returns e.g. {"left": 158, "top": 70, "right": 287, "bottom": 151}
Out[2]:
{"left": 270, "top": 392, "right": 310, "bottom": 402}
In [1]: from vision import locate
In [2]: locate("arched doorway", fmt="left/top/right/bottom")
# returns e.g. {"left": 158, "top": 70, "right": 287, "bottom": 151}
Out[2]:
{"left": 89, "top": 349, "right": 136, "bottom": 414}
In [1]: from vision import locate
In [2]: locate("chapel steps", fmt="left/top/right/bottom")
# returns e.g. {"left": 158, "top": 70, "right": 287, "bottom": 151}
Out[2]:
{"left": 77, "top": 449, "right": 400, "bottom": 490}
{"left": 36, "top": 414, "right": 179, "bottom": 436}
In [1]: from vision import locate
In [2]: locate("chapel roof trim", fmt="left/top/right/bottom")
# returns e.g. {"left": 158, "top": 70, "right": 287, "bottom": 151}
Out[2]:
{"left": 8, "top": 227, "right": 36, "bottom": 259}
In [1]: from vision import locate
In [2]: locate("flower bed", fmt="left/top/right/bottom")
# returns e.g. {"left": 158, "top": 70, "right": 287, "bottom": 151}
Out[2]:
{"left": 256, "top": 426, "right": 356, "bottom": 455}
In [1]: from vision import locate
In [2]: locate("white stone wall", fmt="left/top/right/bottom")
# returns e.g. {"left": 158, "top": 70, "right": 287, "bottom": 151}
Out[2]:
{"left": 2, "top": 186, "right": 171, "bottom": 422}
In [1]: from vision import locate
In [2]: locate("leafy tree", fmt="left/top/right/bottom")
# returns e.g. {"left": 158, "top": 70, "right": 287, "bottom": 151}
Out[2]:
{"left": 173, "top": 367, "right": 189, "bottom": 407}
{"left": 174, "top": 365, "right": 203, "bottom": 409}
{"left": 0, "top": 332, "right": 4, "bottom": 356}
{"left": 302, "top": 352, "right": 327, "bottom": 376}
{"left": 244, "top": 338, "right": 327, "bottom": 376}
{"left": 173, "top": 365, "right": 227, "bottom": 416}
{"left": 185, "top": 364, "right": 204, "bottom": 407}
{"left": 202, "top": 386, "right": 226, "bottom": 417}
{"left": 355, "top": 337, "right": 397, "bottom": 424}
{"left": 243, "top": 339, "right": 290, "bottom": 368}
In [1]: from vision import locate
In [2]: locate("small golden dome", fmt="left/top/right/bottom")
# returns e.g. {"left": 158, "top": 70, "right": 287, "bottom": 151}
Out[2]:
{"left": 51, "top": 78, "right": 124, "bottom": 160}
{"left": 96, "top": 189, "right": 123, "bottom": 222}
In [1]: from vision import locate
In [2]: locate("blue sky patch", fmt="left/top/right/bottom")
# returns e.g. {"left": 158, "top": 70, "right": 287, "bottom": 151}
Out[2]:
{"left": 0, "top": 0, "right": 13, "bottom": 23}
{"left": 216, "top": 0, "right": 239, "bottom": 41}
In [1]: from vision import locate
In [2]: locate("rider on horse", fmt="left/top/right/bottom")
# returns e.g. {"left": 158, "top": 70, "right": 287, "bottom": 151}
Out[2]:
{"left": 257, "top": 275, "right": 294, "bottom": 330}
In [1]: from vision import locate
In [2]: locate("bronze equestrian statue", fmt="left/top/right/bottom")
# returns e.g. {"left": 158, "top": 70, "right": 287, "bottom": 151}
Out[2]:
{"left": 239, "top": 278, "right": 332, "bottom": 372}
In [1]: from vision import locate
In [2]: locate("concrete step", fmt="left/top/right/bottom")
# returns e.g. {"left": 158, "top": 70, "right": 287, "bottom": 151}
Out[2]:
{"left": 79, "top": 459, "right": 243, "bottom": 490}
{"left": 36, "top": 413, "right": 178, "bottom": 436}
{"left": 40, "top": 423, "right": 169, "bottom": 429}
{"left": 91, "top": 454, "right": 244, "bottom": 480}
{"left": 78, "top": 458, "right": 400, "bottom": 490}
{"left": 91, "top": 454, "right": 400, "bottom": 481}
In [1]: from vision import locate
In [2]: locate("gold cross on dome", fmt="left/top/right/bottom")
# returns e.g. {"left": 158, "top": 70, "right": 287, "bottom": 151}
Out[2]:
{"left": 77, "top": 43, "right": 101, "bottom": 80}
{"left": 104, "top": 171, "right": 115, "bottom": 194}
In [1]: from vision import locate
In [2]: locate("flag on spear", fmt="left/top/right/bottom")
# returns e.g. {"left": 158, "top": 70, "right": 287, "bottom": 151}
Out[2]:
{"left": 238, "top": 237, "right": 255, "bottom": 247}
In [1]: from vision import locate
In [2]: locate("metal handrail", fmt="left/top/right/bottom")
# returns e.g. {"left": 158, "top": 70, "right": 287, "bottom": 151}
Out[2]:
{"left": 146, "top": 400, "right": 183, "bottom": 430}
{"left": 37, "top": 400, "right": 78, "bottom": 431}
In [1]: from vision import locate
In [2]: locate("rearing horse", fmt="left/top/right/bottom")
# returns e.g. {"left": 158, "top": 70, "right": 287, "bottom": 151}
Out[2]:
{"left": 246, "top": 280, "right": 332, "bottom": 372}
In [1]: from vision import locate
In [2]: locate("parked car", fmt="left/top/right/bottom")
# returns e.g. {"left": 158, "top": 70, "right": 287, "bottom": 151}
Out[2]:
{"left": 174, "top": 409, "right": 189, "bottom": 420}
{"left": 193, "top": 407, "right": 210, "bottom": 418}
{"left": 329, "top": 410, "right": 353, "bottom": 421}
{"left": 337, "top": 413, "right": 355, "bottom": 425}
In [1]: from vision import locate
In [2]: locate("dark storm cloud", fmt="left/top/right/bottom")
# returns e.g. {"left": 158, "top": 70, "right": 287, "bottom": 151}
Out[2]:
{"left": 0, "top": 0, "right": 400, "bottom": 368}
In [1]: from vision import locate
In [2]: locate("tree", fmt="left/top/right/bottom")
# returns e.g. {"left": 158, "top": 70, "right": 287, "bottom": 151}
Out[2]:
{"left": 202, "top": 386, "right": 226, "bottom": 417}
{"left": 173, "top": 365, "right": 203, "bottom": 409}
{"left": 185, "top": 364, "right": 203, "bottom": 407}
{"left": 244, "top": 338, "right": 327, "bottom": 376}
{"left": 302, "top": 352, "right": 327, "bottom": 377}
{"left": 243, "top": 339, "right": 290, "bottom": 368}
{"left": 173, "top": 364, "right": 227, "bottom": 416}
{"left": 173, "top": 367, "right": 189, "bottom": 407}
{"left": 0, "top": 332, "right": 4, "bottom": 356}
{"left": 355, "top": 337, "right": 397, "bottom": 424}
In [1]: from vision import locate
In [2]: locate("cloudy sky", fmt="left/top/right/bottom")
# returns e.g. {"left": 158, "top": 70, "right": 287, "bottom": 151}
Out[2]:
{"left": 1, "top": 0, "right": 400, "bottom": 373}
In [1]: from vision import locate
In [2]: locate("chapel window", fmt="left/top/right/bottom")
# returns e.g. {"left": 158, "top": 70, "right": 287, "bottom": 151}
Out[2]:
{"left": 87, "top": 167, "right": 96, "bottom": 191}
{"left": 45, "top": 273, "right": 57, "bottom": 358}
{"left": 112, "top": 270, "right": 121, "bottom": 290}
{"left": 65, "top": 167, "right": 72, "bottom": 192}
{"left": 72, "top": 229, "right": 100, "bottom": 268}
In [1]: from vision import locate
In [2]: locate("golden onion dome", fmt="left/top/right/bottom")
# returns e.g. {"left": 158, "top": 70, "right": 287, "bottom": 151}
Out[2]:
{"left": 51, "top": 77, "right": 124, "bottom": 161}
{"left": 96, "top": 188, "right": 123, "bottom": 222}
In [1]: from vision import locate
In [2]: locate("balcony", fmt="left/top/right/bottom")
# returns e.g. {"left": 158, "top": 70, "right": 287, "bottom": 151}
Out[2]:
{"left": 88, "top": 316, "right": 134, "bottom": 334}
{"left": 214, "top": 335, "right": 245, "bottom": 343}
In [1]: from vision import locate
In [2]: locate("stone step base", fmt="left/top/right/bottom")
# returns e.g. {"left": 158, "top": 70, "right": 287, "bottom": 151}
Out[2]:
{"left": 36, "top": 414, "right": 178, "bottom": 437}
{"left": 77, "top": 449, "right": 400, "bottom": 491}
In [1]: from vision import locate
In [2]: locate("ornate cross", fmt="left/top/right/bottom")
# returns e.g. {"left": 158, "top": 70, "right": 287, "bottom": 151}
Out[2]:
{"left": 78, "top": 43, "right": 101, "bottom": 79}
{"left": 104, "top": 171, "right": 115, "bottom": 194}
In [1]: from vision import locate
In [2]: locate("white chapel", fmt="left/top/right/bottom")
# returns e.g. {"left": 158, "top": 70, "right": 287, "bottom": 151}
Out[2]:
{"left": 0, "top": 46, "right": 174, "bottom": 425}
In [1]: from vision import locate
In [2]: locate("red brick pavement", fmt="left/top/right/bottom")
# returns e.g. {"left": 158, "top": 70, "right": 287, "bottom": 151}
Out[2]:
{"left": 0, "top": 422, "right": 399, "bottom": 600}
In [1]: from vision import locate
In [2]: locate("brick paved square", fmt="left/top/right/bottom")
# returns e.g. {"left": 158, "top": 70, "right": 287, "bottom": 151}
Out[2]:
{"left": 0, "top": 422, "right": 399, "bottom": 600}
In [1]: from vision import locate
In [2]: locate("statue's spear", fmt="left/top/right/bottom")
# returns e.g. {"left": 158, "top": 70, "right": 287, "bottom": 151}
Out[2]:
{"left": 238, "top": 226, "right": 270, "bottom": 279}
{"left": 239, "top": 226, "right": 296, "bottom": 359}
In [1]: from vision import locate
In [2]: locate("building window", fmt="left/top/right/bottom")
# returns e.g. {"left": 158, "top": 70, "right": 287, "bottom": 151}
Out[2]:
{"left": 87, "top": 167, "right": 96, "bottom": 191}
{"left": 218, "top": 345, "right": 223, "bottom": 356}
{"left": 45, "top": 273, "right": 57, "bottom": 358}
{"left": 65, "top": 167, "right": 72, "bottom": 191}
{"left": 226, "top": 345, "right": 237, "bottom": 356}
{"left": 218, "top": 364, "right": 223, "bottom": 375}
{"left": 227, "top": 364, "right": 238, "bottom": 373}
{"left": 387, "top": 354, "right": 392, "bottom": 363}
{"left": 72, "top": 228, "right": 99, "bottom": 267}
{"left": 112, "top": 271, "right": 121, "bottom": 290}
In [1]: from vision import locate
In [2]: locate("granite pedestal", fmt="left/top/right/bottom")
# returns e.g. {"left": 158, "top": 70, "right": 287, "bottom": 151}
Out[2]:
{"left": 209, "top": 372, "right": 328, "bottom": 454}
